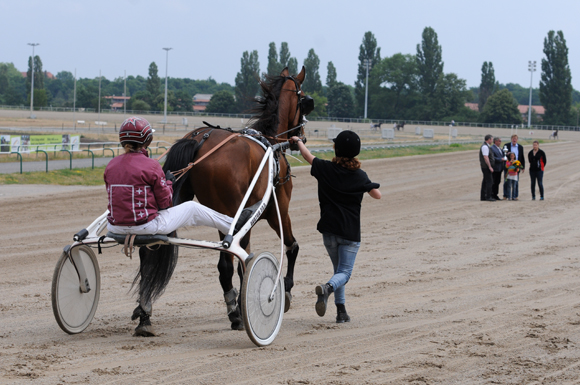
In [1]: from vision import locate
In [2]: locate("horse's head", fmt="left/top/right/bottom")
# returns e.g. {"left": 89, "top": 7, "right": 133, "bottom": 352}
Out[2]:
{"left": 278, "top": 66, "right": 312, "bottom": 151}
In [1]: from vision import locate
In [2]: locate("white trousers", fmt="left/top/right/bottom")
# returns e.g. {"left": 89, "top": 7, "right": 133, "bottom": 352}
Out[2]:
{"left": 108, "top": 201, "right": 233, "bottom": 235}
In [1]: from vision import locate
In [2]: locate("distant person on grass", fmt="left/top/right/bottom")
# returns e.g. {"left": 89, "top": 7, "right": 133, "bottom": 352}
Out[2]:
{"left": 290, "top": 131, "right": 381, "bottom": 323}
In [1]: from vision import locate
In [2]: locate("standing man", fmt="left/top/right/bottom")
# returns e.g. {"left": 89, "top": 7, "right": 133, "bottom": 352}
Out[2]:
{"left": 490, "top": 137, "right": 505, "bottom": 201}
{"left": 480, "top": 134, "right": 496, "bottom": 202}
{"left": 503, "top": 134, "right": 525, "bottom": 200}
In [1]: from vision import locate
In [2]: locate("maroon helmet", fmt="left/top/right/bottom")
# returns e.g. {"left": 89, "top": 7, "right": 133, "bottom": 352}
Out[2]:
{"left": 119, "top": 116, "right": 154, "bottom": 145}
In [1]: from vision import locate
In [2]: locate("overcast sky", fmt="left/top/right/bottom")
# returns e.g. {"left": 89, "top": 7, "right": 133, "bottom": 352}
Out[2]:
{"left": 1, "top": 0, "right": 579, "bottom": 91}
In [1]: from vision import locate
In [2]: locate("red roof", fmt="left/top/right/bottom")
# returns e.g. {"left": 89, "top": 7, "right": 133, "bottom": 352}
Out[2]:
{"left": 518, "top": 105, "right": 545, "bottom": 115}
{"left": 21, "top": 71, "right": 56, "bottom": 79}
{"left": 465, "top": 102, "right": 478, "bottom": 111}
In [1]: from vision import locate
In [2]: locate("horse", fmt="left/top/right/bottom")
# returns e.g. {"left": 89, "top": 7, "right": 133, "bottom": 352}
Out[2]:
{"left": 130, "top": 67, "right": 311, "bottom": 334}
{"left": 371, "top": 122, "right": 382, "bottom": 131}
{"left": 396, "top": 121, "right": 405, "bottom": 131}
{"left": 550, "top": 129, "right": 558, "bottom": 140}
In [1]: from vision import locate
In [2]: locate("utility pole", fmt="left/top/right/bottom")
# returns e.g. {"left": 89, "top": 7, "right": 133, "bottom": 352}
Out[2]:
{"left": 73, "top": 68, "right": 77, "bottom": 129}
{"left": 527, "top": 60, "right": 536, "bottom": 128}
{"left": 363, "top": 59, "right": 370, "bottom": 120}
{"left": 162, "top": 48, "right": 172, "bottom": 124}
{"left": 27, "top": 43, "right": 39, "bottom": 119}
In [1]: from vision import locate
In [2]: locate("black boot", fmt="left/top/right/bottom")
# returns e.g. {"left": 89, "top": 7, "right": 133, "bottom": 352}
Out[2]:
{"left": 315, "top": 283, "right": 333, "bottom": 317}
{"left": 336, "top": 303, "right": 350, "bottom": 323}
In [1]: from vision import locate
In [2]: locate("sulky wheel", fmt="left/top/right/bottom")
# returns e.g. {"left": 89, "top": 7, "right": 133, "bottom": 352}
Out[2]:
{"left": 241, "top": 251, "right": 285, "bottom": 347}
{"left": 51, "top": 246, "right": 100, "bottom": 334}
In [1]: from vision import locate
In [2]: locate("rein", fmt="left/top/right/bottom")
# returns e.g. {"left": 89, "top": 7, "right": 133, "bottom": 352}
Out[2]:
{"left": 171, "top": 133, "right": 242, "bottom": 181}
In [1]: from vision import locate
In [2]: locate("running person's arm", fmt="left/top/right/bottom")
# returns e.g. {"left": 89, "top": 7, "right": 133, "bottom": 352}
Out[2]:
{"left": 290, "top": 136, "right": 315, "bottom": 165}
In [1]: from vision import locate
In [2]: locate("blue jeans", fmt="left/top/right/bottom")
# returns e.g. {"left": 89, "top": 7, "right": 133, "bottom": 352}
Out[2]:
{"left": 322, "top": 233, "right": 361, "bottom": 305}
{"left": 506, "top": 179, "right": 518, "bottom": 199}
{"left": 529, "top": 170, "right": 544, "bottom": 198}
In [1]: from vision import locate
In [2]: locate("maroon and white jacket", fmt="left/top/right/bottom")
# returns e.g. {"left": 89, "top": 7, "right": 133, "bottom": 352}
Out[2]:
{"left": 104, "top": 150, "right": 173, "bottom": 226}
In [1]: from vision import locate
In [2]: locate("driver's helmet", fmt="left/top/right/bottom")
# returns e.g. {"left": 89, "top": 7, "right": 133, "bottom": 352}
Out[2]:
{"left": 333, "top": 130, "right": 360, "bottom": 158}
{"left": 119, "top": 116, "right": 154, "bottom": 145}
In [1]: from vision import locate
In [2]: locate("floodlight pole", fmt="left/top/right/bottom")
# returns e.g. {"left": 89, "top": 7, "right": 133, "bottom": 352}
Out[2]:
{"left": 162, "top": 48, "right": 172, "bottom": 124}
{"left": 363, "top": 59, "right": 370, "bottom": 120}
{"left": 73, "top": 68, "right": 77, "bottom": 129}
{"left": 123, "top": 70, "right": 127, "bottom": 119}
{"left": 98, "top": 70, "right": 102, "bottom": 125}
{"left": 28, "top": 43, "right": 39, "bottom": 119}
{"left": 527, "top": 60, "right": 536, "bottom": 128}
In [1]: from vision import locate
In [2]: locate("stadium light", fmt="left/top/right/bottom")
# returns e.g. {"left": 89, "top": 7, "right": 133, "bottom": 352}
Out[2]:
{"left": 363, "top": 59, "right": 371, "bottom": 120}
{"left": 162, "top": 48, "right": 172, "bottom": 124}
{"left": 27, "top": 43, "right": 39, "bottom": 119}
{"left": 527, "top": 61, "right": 536, "bottom": 128}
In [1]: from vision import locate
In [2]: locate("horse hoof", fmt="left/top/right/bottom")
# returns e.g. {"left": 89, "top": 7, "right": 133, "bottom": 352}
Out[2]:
{"left": 284, "top": 292, "right": 292, "bottom": 313}
{"left": 231, "top": 321, "right": 244, "bottom": 331}
{"left": 134, "top": 324, "right": 156, "bottom": 337}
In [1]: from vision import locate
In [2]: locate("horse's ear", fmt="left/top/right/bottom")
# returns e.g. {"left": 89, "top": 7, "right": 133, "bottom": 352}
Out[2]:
{"left": 295, "top": 66, "right": 306, "bottom": 84}
{"left": 280, "top": 67, "right": 289, "bottom": 77}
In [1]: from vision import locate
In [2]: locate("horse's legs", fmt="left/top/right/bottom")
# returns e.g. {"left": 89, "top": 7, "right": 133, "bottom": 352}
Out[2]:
{"left": 217, "top": 232, "right": 250, "bottom": 330}
{"left": 133, "top": 247, "right": 155, "bottom": 336}
{"left": 266, "top": 212, "right": 298, "bottom": 313}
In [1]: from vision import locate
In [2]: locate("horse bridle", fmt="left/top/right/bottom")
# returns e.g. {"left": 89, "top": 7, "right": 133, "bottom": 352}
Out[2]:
{"left": 277, "top": 76, "right": 313, "bottom": 142}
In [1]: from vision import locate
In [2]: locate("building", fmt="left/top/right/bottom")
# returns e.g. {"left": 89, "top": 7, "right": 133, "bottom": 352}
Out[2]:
{"left": 464, "top": 102, "right": 545, "bottom": 121}
{"left": 193, "top": 93, "right": 212, "bottom": 112}
{"left": 20, "top": 71, "right": 56, "bottom": 79}
{"left": 104, "top": 95, "right": 131, "bottom": 111}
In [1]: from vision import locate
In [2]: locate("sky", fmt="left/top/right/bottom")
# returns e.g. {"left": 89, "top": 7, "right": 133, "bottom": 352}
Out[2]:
{"left": 1, "top": 0, "right": 579, "bottom": 91}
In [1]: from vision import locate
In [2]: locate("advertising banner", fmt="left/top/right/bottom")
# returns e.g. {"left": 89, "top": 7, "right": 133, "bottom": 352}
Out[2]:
{"left": 0, "top": 135, "right": 82, "bottom": 153}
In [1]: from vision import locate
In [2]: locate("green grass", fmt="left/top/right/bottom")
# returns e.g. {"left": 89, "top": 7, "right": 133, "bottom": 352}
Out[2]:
{"left": 0, "top": 167, "right": 106, "bottom": 185}
{"left": 0, "top": 140, "right": 544, "bottom": 185}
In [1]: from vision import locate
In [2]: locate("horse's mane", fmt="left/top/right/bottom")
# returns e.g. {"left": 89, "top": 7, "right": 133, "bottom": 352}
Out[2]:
{"left": 247, "top": 74, "right": 288, "bottom": 137}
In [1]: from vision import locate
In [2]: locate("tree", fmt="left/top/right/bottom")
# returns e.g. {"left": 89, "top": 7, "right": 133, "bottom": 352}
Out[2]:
{"left": 279, "top": 43, "right": 291, "bottom": 70}
{"left": 373, "top": 53, "right": 417, "bottom": 116}
{"left": 266, "top": 42, "right": 280, "bottom": 77}
{"left": 287, "top": 57, "right": 298, "bottom": 76}
{"left": 416, "top": 27, "right": 443, "bottom": 97}
{"left": 146, "top": 62, "right": 161, "bottom": 104}
{"left": 26, "top": 55, "right": 44, "bottom": 102}
{"left": 306, "top": 92, "right": 327, "bottom": 118}
{"left": 327, "top": 82, "right": 355, "bottom": 118}
{"left": 131, "top": 99, "right": 151, "bottom": 112}
{"left": 326, "top": 61, "right": 337, "bottom": 88}
{"left": 540, "top": 30, "right": 572, "bottom": 125}
{"left": 302, "top": 49, "right": 322, "bottom": 94}
{"left": 435, "top": 73, "right": 470, "bottom": 119}
{"left": 481, "top": 89, "right": 522, "bottom": 124}
{"left": 205, "top": 90, "right": 236, "bottom": 113}
{"left": 354, "top": 32, "right": 381, "bottom": 117}
{"left": 478, "top": 62, "right": 495, "bottom": 112}
{"left": 173, "top": 90, "right": 192, "bottom": 112}
{"left": 235, "top": 50, "right": 260, "bottom": 112}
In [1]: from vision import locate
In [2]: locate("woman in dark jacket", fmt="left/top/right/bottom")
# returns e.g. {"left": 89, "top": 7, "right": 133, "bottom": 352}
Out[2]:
{"left": 528, "top": 140, "right": 547, "bottom": 200}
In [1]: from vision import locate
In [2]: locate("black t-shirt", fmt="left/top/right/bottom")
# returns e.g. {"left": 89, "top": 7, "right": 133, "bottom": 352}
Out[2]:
{"left": 311, "top": 157, "right": 380, "bottom": 242}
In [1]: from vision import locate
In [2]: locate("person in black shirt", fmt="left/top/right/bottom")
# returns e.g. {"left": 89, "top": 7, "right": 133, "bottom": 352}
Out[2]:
{"left": 528, "top": 141, "right": 547, "bottom": 200}
{"left": 291, "top": 131, "right": 381, "bottom": 323}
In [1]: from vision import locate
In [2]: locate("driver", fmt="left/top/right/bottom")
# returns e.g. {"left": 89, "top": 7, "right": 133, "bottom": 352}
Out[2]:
{"left": 104, "top": 116, "right": 233, "bottom": 236}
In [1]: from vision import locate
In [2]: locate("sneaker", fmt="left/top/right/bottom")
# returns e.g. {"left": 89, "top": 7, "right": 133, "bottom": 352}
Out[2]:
{"left": 315, "top": 283, "right": 332, "bottom": 317}
{"left": 540, "top": 197, "right": 544, "bottom": 200}
{"left": 532, "top": 197, "right": 536, "bottom": 200}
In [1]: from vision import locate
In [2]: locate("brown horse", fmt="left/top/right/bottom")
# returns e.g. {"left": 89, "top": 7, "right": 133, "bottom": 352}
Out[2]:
{"left": 133, "top": 67, "right": 311, "bottom": 332}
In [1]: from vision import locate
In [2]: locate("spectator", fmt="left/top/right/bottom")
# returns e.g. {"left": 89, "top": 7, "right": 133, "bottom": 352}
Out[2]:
{"left": 479, "top": 134, "right": 496, "bottom": 202}
{"left": 528, "top": 141, "right": 547, "bottom": 200}
{"left": 490, "top": 137, "right": 505, "bottom": 201}
{"left": 503, "top": 134, "right": 525, "bottom": 200}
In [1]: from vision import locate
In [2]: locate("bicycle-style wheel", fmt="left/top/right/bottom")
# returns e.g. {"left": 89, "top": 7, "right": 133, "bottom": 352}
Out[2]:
{"left": 51, "top": 246, "right": 100, "bottom": 334}
{"left": 241, "top": 251, "right": 284, "bottom": 346}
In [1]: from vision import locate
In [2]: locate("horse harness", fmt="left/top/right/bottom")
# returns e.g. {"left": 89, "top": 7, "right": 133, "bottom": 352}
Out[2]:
{"left": 169, "top": 125, "right": 293, "bottom": 187}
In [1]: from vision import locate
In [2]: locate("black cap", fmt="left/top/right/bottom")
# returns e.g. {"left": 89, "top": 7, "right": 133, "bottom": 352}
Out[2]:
{"left": 333, "top": 130, "right": 361, "bottom": 158}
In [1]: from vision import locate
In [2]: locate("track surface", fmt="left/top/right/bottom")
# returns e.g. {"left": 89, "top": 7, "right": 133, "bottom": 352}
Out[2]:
{"left": 1, "top": 139, "right": 579, "bottom": 384}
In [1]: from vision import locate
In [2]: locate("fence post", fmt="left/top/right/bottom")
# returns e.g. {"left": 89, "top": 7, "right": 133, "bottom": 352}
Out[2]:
{"left": 82, "top": 149, "right": 95, "bottom": 169}
{"left": 35, "top": 149, "right": 49, "bottom": 173}
{"left": 10, "top": 152, "right": 22, "bottom": 174}
{"left": 61, "top": 149, "right": 73, "bottom": 170}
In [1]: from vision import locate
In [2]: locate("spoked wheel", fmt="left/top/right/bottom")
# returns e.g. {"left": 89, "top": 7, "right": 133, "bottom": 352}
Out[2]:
{"left": 51, "top": 246, "right": 100, "bottom": 334}
{"left": 241, "top": 252, "right": 285, "bottom": 347}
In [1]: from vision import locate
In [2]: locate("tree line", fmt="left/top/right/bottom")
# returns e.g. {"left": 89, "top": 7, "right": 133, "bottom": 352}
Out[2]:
{"left": 1, "top": 27, "right": 579, "bottom": 126}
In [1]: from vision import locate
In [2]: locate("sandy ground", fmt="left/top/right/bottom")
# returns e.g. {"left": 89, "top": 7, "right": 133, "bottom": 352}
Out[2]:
{"left": 1, "top": 137, "right": 580, "bottom": 384}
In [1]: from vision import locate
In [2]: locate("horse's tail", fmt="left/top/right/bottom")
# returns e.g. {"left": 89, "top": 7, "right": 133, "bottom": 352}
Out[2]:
{"left": 132, "top": 234, "right": 179, "bottom": 307}
{"left": 163, "top": 137, "right": 200, "bottom": 205}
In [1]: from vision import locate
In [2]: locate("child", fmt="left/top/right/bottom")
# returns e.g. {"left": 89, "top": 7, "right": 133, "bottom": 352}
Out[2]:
{"left": 505, "top": 152, "right": 519, "bottom": 201}
{"left": 290, "top": 131, "right": 381, "bottom": 323}
{"left": 104, "top": 116, "right": 233, "bottom": 236}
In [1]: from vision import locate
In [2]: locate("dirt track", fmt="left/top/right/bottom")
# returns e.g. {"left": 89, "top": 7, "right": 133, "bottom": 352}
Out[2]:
{"left": 1, "top": 138, "right": 580, "bottom": 384}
